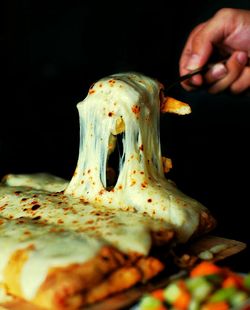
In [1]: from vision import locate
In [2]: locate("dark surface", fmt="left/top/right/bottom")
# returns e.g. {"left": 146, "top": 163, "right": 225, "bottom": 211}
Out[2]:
{"left": 3, "top": 0, "right": 250, "bottom": 270}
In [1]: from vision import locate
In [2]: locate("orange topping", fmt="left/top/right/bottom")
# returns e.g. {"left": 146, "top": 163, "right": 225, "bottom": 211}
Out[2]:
{"left": 131, "top": 104, "right": 140, "bottom": 116}
{"left": 190, "top": 262, "right": 221, "bottom": 278}
{"left": 151, "top": 289, "right": 165, "bottom": 302}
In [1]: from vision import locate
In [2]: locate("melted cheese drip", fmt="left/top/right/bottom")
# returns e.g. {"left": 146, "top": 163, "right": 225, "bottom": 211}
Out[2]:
{"left": 0, "top": 72, "right": 209, "bottom": 302}
{"left": 66, "top": 72, "right": 206, "bottom": 242}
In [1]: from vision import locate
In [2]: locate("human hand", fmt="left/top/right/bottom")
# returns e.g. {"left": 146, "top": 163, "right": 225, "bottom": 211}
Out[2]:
{"left": 179, "top": 8, "right": 250, "bottom": 94}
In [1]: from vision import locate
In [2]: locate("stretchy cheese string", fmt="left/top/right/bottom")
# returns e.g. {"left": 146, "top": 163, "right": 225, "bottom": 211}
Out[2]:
{"left": 66, "top": 72, "right": 205, "bottom": 242}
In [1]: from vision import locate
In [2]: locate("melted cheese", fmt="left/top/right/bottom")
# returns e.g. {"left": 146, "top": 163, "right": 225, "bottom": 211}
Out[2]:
{"left": 0, "top": 184, "right": 171, "bottom": 299}
{"left": 0, "top": 72, "right": 210, "bottom": 302}
{"left": 66, "top": 72, "right": 206, "bottom": 241}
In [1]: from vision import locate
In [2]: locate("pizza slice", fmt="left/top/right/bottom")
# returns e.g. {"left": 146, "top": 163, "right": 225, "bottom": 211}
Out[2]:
{"left": 0, "top": 72, "right": 216, "bottom": 309}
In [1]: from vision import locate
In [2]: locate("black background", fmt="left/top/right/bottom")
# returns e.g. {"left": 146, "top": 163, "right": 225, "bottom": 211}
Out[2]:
{"left": 2, "top": 0, "right": 250, "bottom": 269}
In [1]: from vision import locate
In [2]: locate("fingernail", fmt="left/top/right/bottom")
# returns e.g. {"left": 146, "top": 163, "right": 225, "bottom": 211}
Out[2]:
{"left": 236, "top": 51, "right": 248, "bottom": 65}
{"left": 211, "top": 63, "right": 227, "bottom": 79}
{"left": 186, "top": 54, "right": 201, "bottom": 70}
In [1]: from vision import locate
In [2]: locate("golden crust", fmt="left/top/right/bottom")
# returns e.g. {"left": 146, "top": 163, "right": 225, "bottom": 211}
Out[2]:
{"left": 33, "top": 246, "right": 126, "bottom": 309}
{"left": 2, "top": 244, "right": 167, "bottom": 310}
{"left": 86, "top": 267, "right": 142, "bottom": 304}
{"left": 4, "top": 246, "right": 34, "bottom": 298}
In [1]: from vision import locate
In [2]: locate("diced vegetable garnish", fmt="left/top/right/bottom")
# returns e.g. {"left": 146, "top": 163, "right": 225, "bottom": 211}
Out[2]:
{"left": 190, "top": 262, "right": 221, "bottom": 277}
{"left": 186, "top": 277, "right": 213, "bottom": 301}
{"left": 198, "top": 250, "right": 214, "bottom": 260}
{"left": 244, "top": 273, "right": 250, "bottom": 289}
{"left": 163, "top": 281, "right": 182, "bottom": 303}
{"left": 222, "top": 274, "right": 243, "bottom": 288}
{"left": 201, "top": 301, "right": 229, "bottom": 310}
{"left": 172, "top": 281, "right": 191, "bottom": 309}
{"left": 188, "top": 298, "right": 200, "bottom": 310}
{"left": 209, "top": 287, "right": 237, "bottom": 302}
{"left": 139, "top": 295, "right": 164, "bottom": 310}
{"left": 138, "top": 262, "right": 250, "bottom": 310}
{"left": 151, "top": 289, "right": 165, "bottom": 302}
{"left": 230, "top": 291, "right": 248, "bottom": 307}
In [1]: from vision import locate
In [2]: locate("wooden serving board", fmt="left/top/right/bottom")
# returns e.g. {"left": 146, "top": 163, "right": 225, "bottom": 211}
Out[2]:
{"left": 185, "top": 235, "right": 247, "bottom": 262}
{"left": 0, "top": 235, "right": 246, "bottom": 310}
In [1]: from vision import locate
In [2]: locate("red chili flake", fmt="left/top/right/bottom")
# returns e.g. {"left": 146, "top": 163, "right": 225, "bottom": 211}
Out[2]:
{"left": 21, "top": 198, "right": 28, "bottom": 201}
{"left": 31, "top": 204, "right": 40, "bottom": 211}
{"left": 57, "top": 219, "right": 64, "bottom": 224}
{"left": 99, "top": 189, "right": 105, "bottom": 195}
{"left": 89, "top": 89, "right": 95, "bottom": 94}
{"left": 147, "top": 198, "right": 152, "bottom": 203}
{"left": 108, "top": 79, "right": 116, "bottom": 85}
{"left": 14, "top": 191, "right": 22, "bottom": 195}
{"left": 140, "top": 171, "right": 144, "bottom": 175}
{"left": 118, "top": 185, "right": 123, "bottom": 190}
{"left": 139, "top": 144, "right": 144, "bottom": 151}
{"left": 0, "top": 219, "right": 4, "bottom": 225}
{"left": 50, "top": 193, "right": 59, "bottom": 197}
{"left": 87, "top": 220, "right": 94, "bottom": 224}
{"left": 141, "top": 182, "right": 148, "bottom": 188}
{"left": 9, "top": 215, "right": 13, "bottom": 219}
{"left": 108, "top": 112, "right": 114, "bottom": 117}
{"left": 99, "top": 83, "right": 103, "bottom": 88}
{"left": 131, "top": 105, "right": 140, "bottom": 115}
{"left": 32, "top": 216, "right": 41, "bottom": 220}
{"left": 0, "top": 205, "right": 6, "bottom": 211}
{"left": 24, "top": 230, "right": 31, "bottom": 235}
